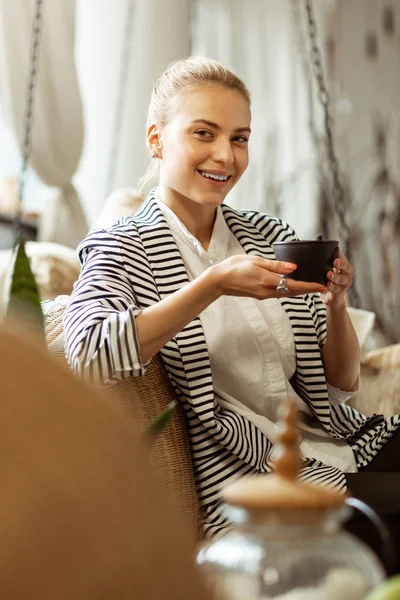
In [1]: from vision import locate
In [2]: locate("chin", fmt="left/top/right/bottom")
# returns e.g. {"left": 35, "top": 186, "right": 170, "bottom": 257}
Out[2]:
{"left": 196, "top": 193, "right": 228, "bottom": 207}
{"left": 197, "top": 186, "right": 232, "bottom": 203}
{"left": 171, "top": 183, "right": 232, "bottom": 207}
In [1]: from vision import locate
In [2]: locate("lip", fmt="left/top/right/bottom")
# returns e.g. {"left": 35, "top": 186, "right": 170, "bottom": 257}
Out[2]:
{"left": 198, "top": 169, "right": 233, "bottom": 177}
{"left": 197, "top": 170, "right": 232, "bottom": 186}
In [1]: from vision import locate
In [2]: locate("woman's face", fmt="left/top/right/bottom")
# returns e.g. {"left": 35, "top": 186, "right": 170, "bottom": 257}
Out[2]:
{"left": 150, "top": 86, "right": 251, "bottom": 208}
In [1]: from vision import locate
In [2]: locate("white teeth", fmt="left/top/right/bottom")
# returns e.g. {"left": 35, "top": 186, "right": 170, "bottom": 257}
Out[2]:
{"left": 200, "top": 171, "right": 229, "bottom": 181}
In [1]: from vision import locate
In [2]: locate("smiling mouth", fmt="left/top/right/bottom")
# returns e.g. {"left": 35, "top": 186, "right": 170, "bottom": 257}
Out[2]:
{"left": 198, "top": 170, "right": 232, "bottom": 183}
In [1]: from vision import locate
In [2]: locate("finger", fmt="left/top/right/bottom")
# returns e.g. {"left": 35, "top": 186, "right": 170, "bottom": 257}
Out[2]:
{"left": 329, "top": 263, "right": 354, "bottom": 279}
{"left": 266, "top": 273, "right": 323, "bottom": 296}
{"left": 333, "top": 251, "right": 354, "bottom": 275}
{"left": 261, "top": 259, "right": 297, "bottom": 274}
{"left": 327, "top": 271, "right": 353, "bottom": 287}
{"left": 327, "top": 280, "right": 351, "bottom": 295}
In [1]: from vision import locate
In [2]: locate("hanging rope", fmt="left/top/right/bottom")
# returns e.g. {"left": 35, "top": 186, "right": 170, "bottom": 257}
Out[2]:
{"left": 17, "top": 0, "right": 44, "bottom": 234}
{"left": 104, "top": 0, "right": 136, "bottom": 198}
{"left": 295, "top": 0, "right": 361, "bottom": 306}
{"left": 290, "top": 0, "right": 333, "bottom": 218}
{"left": 304, "top": 1, "right": 352, "bottom": 246}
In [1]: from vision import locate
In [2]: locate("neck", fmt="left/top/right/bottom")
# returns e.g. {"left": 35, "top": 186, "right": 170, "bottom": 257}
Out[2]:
{"left": 157, "top": 185, "right": 217, "bottom": 250}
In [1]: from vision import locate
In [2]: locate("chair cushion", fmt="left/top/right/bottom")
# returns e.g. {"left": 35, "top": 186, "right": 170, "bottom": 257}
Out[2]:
{"left": 364, "top": 343, "right": 400, "bottom": 370}
{"left": 42, "top": 296, "right": 200, "bottom": 541}
{"left": 0, "top": 243, "right": 80, "bottom": 319}
{"left": 91, "top": 188, "right": 144, "bottom": 229}
{"left": 349, "top": 351, "right": 400, "bottom": 417}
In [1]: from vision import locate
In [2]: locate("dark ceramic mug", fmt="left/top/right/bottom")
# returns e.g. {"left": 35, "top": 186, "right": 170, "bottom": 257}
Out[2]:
{"left": 273, "top": 239, "right": 339, "bottom": 285}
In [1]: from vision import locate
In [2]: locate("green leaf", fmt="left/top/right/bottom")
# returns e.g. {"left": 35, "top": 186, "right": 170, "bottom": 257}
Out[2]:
{"left": 5, "top": 236, "right": 45, "bottom": 339}
{"left": 143, "top": 401, "right": 176, "bottom": 445}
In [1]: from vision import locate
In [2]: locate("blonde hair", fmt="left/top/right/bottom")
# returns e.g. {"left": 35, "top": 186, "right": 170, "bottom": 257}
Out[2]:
{"left": 139, "top": 56, "right": 251, "bottom": 193}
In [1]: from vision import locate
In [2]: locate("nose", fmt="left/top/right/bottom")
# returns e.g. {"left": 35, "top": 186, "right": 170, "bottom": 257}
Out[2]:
{"left": 212, "top": 137, "right": 234, "bottom": 165}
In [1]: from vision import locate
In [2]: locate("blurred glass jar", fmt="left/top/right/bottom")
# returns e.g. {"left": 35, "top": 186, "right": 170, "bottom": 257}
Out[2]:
{"left": 197, "top": 401, "right": 389, "bottom": 600}
{"left": 197, "top": 500, "right": 386, "bottom": 600}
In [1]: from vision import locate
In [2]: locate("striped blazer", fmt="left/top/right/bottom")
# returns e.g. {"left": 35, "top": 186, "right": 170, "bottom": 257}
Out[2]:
{"left": 64, "top": 190, "right": 400, "bottom": 537}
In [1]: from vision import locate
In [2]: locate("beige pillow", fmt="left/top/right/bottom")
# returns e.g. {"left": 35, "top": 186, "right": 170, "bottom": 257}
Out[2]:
{"left": 346, "top": 307, "right": 376, "bottom": 355}
{"left": 92, "top": 188, "right": 144, "bottom": 229}
{"left": 0, "top": 242, "right": 80, "bottom": 318}
{"left": 363, "top": 343, "right": 400, "bottom": 369}
{"left": 350, "top": 344, "right": 400, "bottom": 416}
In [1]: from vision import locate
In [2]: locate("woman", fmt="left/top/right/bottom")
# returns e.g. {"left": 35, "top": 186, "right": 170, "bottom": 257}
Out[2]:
{"left": 64, "top": 56, "right": 400, "bottom": 539}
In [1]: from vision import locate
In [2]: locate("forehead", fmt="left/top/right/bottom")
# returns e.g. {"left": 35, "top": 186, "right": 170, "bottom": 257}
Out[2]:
{"left": 168, "top": 86, "right": 251, "bottom": 127}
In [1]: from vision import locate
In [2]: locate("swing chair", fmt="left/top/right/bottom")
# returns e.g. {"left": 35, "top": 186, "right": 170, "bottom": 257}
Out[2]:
{"left": 10, "top": 0, "right": 400, "bottom": 548}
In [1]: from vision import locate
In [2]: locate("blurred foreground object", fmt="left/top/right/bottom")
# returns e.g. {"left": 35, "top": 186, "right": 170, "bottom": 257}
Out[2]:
{"left": 198, "top": 400, "right": 385, "bottom": 600}
{"left": 0, "top": 326, "right": 209, "bottom": 600}
{"left": 0, "top": 241, "right": 81, "bottom": 319}
{"left": 42, "top": 295, "right": 200, "bottom": 538}
{"left": 364, "top": 575, "right": 400, "bottom": 600}
{"left": 3, "top": 237, "right": 44, "bottom": 337}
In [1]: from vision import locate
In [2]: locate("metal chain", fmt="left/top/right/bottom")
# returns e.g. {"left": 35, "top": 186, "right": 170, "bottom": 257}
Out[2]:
{"left": 304, "top": 0, "right": 361, "bottom": 306}
{"left": 304, "top": 0, "right": 351, "bottom": 244}
{"left": 18, "top": 0, "right": 44, "bottom": 224}
{"left": 291, "top": 0, "right": 333, "bottom": 224}
{"left": 104, "top": 0, "right": 136, "bottom": 198}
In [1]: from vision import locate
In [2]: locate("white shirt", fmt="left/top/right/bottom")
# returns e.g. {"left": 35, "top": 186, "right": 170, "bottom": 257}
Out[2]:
{"left": 156, "top": 196, "right": 358, "bottom": 473}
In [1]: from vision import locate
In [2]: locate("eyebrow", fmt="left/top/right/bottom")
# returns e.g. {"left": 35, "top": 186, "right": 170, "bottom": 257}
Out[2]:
{"left": 190, "top": 118, "right": 251, "bottom": 134}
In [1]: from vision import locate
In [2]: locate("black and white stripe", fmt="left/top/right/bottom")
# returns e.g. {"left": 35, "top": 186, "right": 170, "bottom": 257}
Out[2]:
{"left": 64, "top": 190, "right": 400, "bottom": 537}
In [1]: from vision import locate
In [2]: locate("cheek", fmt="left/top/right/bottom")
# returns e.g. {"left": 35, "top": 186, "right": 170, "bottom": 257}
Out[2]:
{"left": 236, "top": 149, "right": 249, "bottom": 176}
{"left": 169, "top": 142, "right": 207, "bottom": 173}
{"left": 163, "top": 133, "right": 198, "bottom": 166}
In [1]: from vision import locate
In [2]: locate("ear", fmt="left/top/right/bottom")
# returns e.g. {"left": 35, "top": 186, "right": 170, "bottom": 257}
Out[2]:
{"left": 146, "top": 123, "right": 163, "bottom": 159}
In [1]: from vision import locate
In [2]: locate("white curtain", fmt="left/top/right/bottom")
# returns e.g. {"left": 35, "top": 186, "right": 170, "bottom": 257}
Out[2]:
{"left": 0, "top": 0, "right": 88, "bottom": 248}
{"left": 74, "top": 0, "right": 191, "bottom": 226}
{"left": 192, "top": 0, "right": 331, "bottom": 238}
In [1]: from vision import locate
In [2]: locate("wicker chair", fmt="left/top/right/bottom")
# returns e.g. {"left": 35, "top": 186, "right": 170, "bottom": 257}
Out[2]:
{"left": 42, "top": 295, "right": 200, "bottom": 542}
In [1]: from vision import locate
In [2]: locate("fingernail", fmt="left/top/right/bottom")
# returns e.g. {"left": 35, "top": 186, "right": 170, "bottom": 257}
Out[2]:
{"left": 319, "top": 287, "right": 327, "bottom": 292}
{"left": 284, "top": 263, "right": 296, "bottom": 269}
{"left": 337, "top": 260, "right": 342, "bottom": 267}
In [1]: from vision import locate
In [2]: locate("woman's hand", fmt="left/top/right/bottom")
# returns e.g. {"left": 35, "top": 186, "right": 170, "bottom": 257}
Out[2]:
{"left": 321, "top": 250, "right": 355, "bottom": 309}
{"left": 212, "top": 255, "right": 325, "bottom": 300}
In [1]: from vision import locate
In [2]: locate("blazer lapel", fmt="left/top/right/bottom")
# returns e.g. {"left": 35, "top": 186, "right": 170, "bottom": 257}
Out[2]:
{"left": 135, "top": 193, "right": 216, "bottom": 423}
{"left": 222, "top": 205, "right": 331, "bottom": 431}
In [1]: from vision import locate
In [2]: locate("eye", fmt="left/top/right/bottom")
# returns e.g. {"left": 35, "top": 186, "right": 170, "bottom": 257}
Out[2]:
{"left": 233, "top": 136, "right": 249, "bottom": 143}
{"left": 195, "top": 129, "right": 213, "bottom": 138}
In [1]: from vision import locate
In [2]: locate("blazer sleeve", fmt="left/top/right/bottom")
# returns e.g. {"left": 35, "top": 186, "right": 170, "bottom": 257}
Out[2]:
{"left": 63, "top": 228, "right": 149, "bottom": 384}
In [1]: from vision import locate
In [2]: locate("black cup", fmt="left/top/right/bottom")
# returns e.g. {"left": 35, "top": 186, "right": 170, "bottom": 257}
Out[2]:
{"left": 273, "top": 240, "right": 339, "bottom": 285}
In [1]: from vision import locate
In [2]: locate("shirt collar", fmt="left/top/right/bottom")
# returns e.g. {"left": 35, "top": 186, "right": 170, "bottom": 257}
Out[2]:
{"left": 155, "top": 188, "right": 231, "bottom": 262}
